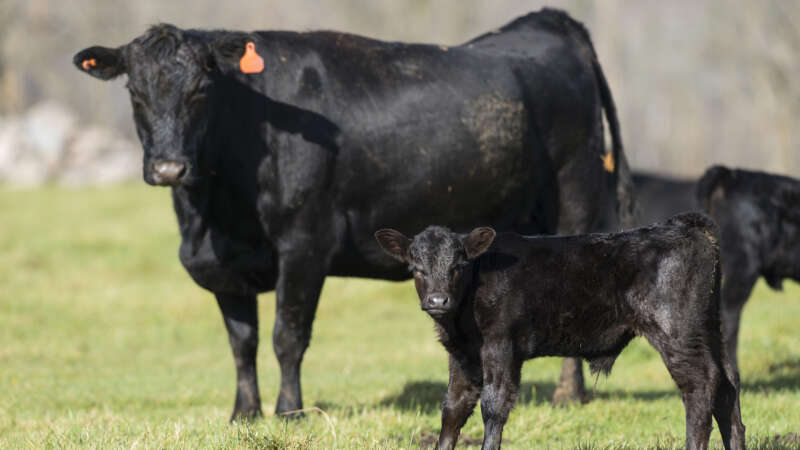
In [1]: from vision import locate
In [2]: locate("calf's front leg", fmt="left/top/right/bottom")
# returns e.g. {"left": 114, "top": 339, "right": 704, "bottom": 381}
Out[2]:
{"left": 480, "top": 341, "right": 522, "bottom": 450}
{"left": 216, "top": 293, "right": 262, "bottom": 421}
{"left": 436, "top": 356, "right": 481, "bottom": 450}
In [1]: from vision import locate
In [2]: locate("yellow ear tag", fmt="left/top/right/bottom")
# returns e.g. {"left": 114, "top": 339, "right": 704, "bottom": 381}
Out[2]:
{"left": 602, "top": 151, "right": 615, "bottom": 173}
{"left": 239, "top": 42, "right": 264, "bottom": 74}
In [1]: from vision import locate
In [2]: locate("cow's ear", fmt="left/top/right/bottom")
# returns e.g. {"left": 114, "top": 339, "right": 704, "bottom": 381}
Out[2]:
{"left": 375, "top": 229, "right": 411, "bottom": 262}
{"left": 210, "top": 34, "right": 263, "bottom": 75}
{"left": 73, "top": 46, "right": 125, "bottom": 80}
{"left": 463, "top": 227, "right": 496, "bottom": 260}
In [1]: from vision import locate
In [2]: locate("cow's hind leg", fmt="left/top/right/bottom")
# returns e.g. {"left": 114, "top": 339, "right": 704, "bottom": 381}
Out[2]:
{"left": 216, "top": 293, "right": 262, "bottom": 421}
{"left": 552, "top": 357, "right": 587, "bottom": 406}
{"left": 272, "top": 249, "right": 328, "bottom": 416}
{"left": 550, "top": 148, "right": 611, "bottom": 405}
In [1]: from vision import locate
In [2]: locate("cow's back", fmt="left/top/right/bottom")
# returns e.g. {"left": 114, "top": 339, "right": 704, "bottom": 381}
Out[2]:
{"left": 240, "top": 23, "right": 604, "bottom": 277}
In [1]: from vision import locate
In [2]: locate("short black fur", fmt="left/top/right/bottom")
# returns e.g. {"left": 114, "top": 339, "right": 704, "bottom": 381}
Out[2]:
{"left": 74, "top": 9, "right": 636, "bottom": 418}
{"left": 377, "top": 213, "right": 745, "bottom": 450}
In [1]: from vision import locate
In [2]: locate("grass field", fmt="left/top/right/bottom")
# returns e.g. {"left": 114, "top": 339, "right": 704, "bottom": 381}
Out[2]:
{"left": 1, "top": 185, "right": 798, "bottom": 449}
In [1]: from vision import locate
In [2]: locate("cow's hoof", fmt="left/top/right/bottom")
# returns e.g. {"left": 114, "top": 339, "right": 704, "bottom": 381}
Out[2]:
{"left": 229, "top": 408, "right": 263, "bottom": 423}
{"left": 551, "top": 385, "right": 590, "bottom": 407}
{"left": 275, "top": 409, "right": 306, "bottom": 420}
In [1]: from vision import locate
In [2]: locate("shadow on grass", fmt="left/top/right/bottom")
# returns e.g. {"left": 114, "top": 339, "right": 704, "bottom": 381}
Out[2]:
{"left": 742, "top": 373, "right": 800, "bottom": 392}
{"left": 594, "top": 372, "right": 800, "bottom": 402}
{"left": 315, "top": 356, "right": 800, "bottom": 417}
{"left": 378, "top": 380, "right": 557, "bottom": 413}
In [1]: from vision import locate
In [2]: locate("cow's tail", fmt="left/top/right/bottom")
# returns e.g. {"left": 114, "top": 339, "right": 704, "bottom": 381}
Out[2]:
{"left": 547, "top": 9, "right": 636, "bottom": 229}
{"left": 592, "top": 57, "right": 636, "bottom": 229}
{"left": 696, "top": 165, "right": 731, "bottom": 213}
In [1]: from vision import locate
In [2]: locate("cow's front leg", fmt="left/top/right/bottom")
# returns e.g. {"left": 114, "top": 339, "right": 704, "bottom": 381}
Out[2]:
{"left": 272, "top": 249, "right": 328, "bottom": 416}
{"left": 437, "top": 356, "right": 482, "bottom": 450}
{"left": 216, "top": 293, "right": 262, "bottom": 421}
{"left": 480, "top": 340, "right": 522, "bottom": 450}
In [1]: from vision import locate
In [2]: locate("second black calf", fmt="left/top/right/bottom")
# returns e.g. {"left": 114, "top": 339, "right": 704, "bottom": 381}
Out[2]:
{"left": 375, "top": 212, "right": 745, "bottom": 450}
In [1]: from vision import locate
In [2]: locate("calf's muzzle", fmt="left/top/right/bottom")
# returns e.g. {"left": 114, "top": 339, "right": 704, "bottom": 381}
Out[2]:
{"left": 423, "top": 294, "right": 450, "bottom": 312}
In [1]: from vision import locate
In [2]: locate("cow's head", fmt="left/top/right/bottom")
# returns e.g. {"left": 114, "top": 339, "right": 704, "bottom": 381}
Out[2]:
{"left": 375, "top": 226, "right": 496, "bottom": 318}
{"left": 74, "top": 25, "right": 251, "bottom": 187}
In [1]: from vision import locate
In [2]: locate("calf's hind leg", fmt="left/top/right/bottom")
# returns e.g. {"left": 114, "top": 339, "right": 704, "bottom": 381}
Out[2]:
{"left": 216, "top": 293, "right": 262, "bottom": 421}
{"left": 650, "top": 337, "right": 718, "bottom": 450}
{"left": 711, "top": 344, "right": 746, "bottom": 449}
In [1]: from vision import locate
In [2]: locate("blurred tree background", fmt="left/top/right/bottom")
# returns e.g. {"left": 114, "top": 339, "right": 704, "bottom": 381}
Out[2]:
{"left": 0, "top": 0, "right": 798, "bottom": 179}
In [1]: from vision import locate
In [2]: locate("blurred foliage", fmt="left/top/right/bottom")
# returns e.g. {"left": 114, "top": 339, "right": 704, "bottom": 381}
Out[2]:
{"left": 0, "top": 0, "right": 798, "bottom": 176}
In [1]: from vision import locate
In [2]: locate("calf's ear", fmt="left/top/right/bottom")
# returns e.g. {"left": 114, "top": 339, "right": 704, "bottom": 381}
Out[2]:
{"left": 374, "top": 229, "right": 411, "bottom": 262}
{"left": 73, "top": 46, "right": 126, "bottom": 80}
{"left": 463, "top": 227, "right": 496, "bottom": 259}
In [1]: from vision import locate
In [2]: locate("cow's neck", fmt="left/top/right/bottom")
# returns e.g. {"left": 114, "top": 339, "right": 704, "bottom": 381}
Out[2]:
{"left": 168, "top": 77, "right": 275, "bottom": 256}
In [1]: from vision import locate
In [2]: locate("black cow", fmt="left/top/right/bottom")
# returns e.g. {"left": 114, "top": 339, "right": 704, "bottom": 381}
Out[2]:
{"left": 632, "top": 172, "right": 698, "bottom": 225}
{"left": 73, "top": 8, "right": 635, "bottom": 419}
{"left": 697, "top": 166, "right": 800, "bottom": 370}
{"left": 375, "top": 214, "right": 745, "bottom": 450}
{"left": 634, "top": 167, "right": 800, "bottom": 372}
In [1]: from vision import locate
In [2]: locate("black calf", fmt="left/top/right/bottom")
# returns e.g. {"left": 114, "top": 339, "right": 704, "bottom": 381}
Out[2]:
{"left": 697, "top": 165, "right": 800, "bottom": 371}
{"left": 376, "top": 213, "right": 745, "bottom": 450}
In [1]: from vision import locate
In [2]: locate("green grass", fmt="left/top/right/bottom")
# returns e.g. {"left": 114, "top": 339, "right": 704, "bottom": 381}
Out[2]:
{"left": 0, "top": 185, "right": 798, "bottom": 449}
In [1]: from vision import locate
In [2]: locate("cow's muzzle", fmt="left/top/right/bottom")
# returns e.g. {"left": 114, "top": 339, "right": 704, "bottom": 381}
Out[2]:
{"left": 150, "top": 159, "right": 189, "bottom": 186}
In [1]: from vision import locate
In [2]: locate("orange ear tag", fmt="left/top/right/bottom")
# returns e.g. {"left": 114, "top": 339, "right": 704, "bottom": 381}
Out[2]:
{"left": 602, "top": 151, "right": 615, "bottom": 172}
{"left": 239, "top": 42, "right": 264, "bottom": 74}
{"left": 82, "top": 58, "right": 97, "bottom": 70}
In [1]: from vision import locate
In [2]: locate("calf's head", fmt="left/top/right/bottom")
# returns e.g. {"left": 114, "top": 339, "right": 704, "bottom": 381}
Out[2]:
{"left": 74, "top": 25, "right": 250, "bottom": 187}
{"left": 375, "top": 226, "right": 496, "bottom": 318}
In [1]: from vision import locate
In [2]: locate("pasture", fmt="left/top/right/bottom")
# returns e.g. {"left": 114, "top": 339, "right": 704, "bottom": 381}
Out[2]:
{"left": 1, "top": 186, "right": 798, "bottom": 449}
